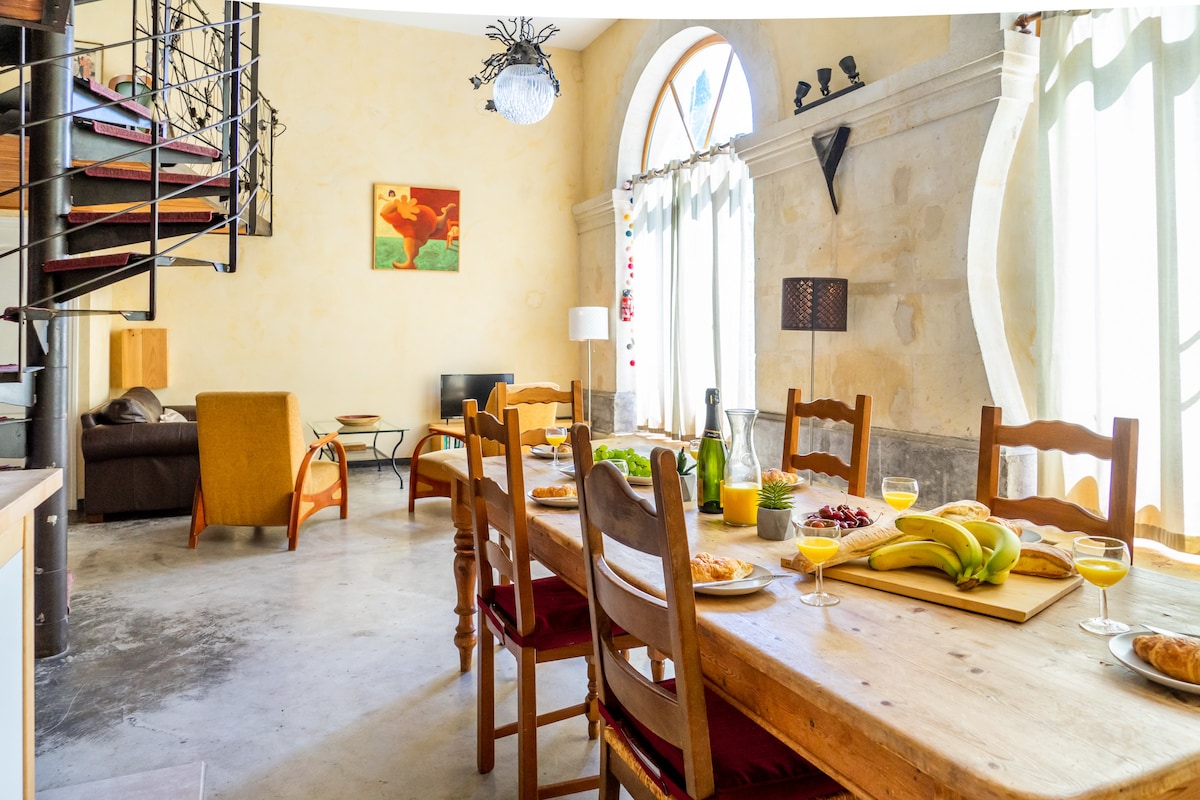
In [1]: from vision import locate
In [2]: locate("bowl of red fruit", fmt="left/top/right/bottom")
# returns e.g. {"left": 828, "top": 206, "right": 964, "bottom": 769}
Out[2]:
{"left": 803, "top": 503, "right": 875, "bottom": 530}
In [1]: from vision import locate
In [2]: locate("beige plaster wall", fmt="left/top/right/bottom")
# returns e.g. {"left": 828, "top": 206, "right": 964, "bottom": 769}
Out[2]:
{"left": 78, "top": 4, "right": 585, "bottom": 460}
{"left": 580, "top": 16, "right": 950, "bottom": 197}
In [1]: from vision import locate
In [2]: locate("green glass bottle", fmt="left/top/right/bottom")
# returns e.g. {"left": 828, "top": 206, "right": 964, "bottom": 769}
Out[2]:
{"left": 696, "top": 388, "right": 727, "bottom": 514}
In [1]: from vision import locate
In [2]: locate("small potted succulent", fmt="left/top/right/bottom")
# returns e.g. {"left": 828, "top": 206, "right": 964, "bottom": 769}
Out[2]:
{"left": 677, "top": 446, "right": 697, "bottom": 502}
{"left": 756, "top": 478, "right": 796, "bottom": 540}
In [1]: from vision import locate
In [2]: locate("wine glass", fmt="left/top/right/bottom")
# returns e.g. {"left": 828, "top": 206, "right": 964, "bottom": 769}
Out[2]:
{"left": 1072, "top": 536, "right": 1131, "bottom": 635}
{"left": 795, "top": 521, "right": 844, "bottom": 607}
{"left": 881, "top": 477, "right": 919, "bottom": 512}
{"left": 544, "top": 426, "right": 567, "bottom": 468}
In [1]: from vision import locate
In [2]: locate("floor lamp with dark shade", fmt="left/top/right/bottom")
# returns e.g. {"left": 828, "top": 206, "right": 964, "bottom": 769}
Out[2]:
{"left": 568, "top": 306, "right": 609, "bottom": 424}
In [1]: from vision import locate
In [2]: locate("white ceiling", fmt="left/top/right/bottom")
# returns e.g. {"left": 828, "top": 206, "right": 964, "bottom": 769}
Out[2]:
{"left": 265, "top": 0, "right": 1030, "bottom": 52}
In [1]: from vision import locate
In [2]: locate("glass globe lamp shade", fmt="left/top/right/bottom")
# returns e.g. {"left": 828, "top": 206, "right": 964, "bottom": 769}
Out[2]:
{"left": 492, "top": 63, "right": 555, "bottom": 125}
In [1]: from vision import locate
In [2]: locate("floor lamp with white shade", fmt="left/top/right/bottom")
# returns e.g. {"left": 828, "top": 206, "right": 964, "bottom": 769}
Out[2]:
{"left": 568, "top": 306, "right": 609, "bottom": 425}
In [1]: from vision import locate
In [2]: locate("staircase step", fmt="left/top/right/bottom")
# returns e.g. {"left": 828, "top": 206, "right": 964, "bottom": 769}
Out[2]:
{"left": 43, "top": 252, "right": 228, "bottom": 273}
{"left": 72, "top": 119, "right": 220, "bottom": 166}
{"left": 0, "top": 77, "right": 152, "bottom": 133}
{"left": 65, "top": 210, "right": 221, "bottom": 253}
{"left": 72, "top": 164, "right": 230, "bottom": 205}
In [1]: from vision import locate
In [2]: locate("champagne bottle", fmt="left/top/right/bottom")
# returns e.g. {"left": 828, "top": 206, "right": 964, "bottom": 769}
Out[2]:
{"left": 696, "top": 388, "right": 727, "bottom": 514}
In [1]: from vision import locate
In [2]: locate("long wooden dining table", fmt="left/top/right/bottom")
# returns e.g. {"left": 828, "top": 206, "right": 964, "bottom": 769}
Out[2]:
{"left": 439, "top": 438, "right": 1200, "bottom": 800}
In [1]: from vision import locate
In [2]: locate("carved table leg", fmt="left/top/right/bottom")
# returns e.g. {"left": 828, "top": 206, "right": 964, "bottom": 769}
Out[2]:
{"left": 451, "top": 476, "right": 477, "bottom": 672}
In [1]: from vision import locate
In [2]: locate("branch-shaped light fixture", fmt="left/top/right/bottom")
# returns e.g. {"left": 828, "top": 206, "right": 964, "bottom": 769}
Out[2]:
{"left": 470, "top": 17, "right": 561, "bottom": 125}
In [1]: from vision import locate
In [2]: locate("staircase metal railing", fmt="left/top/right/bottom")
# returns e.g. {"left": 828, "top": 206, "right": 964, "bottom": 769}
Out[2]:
{"left": 0, "top": 0, "right": 279, "bottom": 382}
{"left": 133, "top": 0, "right": 280, "bottom": 236}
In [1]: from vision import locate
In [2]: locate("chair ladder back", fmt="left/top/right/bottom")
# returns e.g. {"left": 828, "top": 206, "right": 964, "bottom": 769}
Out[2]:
{"left": 465, "top": 400, "right": 539, "bottom": 637}
{"left": 976, "top": 406, "right": 1139, "bottom": 550}
{"left": 781, "top": 388, "right": 872, "bottom": 497}
{"left": 492, "top": 380, "right": 584, "bottom": 448}
{"left": 571, "top": 424, "right": 716, "bottom": 800}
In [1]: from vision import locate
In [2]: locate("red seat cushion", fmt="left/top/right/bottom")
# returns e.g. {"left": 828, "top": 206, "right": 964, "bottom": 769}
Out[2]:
{"left": 609, "top": 679, "right": 844, "bottom": 800}
{"left": 481, "top": 575, "right": 595, "bottom": 650}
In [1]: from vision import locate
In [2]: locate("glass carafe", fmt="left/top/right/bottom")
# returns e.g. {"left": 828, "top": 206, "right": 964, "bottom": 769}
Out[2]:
{"left": 722, "top": 408, "right": 761, "bottom": 526}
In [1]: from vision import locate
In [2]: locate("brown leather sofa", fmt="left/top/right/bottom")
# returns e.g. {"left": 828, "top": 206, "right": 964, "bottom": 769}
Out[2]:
{"left": 80, "top": 386, "right": 200, "bottom": 522}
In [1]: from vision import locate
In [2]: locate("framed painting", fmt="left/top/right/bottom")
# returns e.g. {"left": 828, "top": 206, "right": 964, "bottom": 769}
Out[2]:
{"left": 73, "top": 41, "right": 103, "bottom": 82}
{"left": 373, "top": 183, "right": 460, "bottom": 271}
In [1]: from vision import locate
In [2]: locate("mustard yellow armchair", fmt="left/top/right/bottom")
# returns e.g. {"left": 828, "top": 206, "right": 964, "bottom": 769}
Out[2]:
{"left": 189, "top": 392, "right": 349, "bottom": 550}
{"left": 407, "top": 381, "right": 581, "bottom": 512}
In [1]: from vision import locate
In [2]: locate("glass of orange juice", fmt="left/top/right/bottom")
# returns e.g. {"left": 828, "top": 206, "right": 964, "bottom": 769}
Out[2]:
{"left": 1072, "top": 536, "right": 1130, "bottom": 635}
{"left": 796, "top": 520, "right": 843, "bottom": 607}
{"left": 545, "top": 426, "right": 567, "bottom": 468}
{"left": 881, "top": 477, "right": 919, "bottom": 512}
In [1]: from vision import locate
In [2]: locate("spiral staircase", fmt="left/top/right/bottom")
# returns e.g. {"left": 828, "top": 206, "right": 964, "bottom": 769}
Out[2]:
{"left": 0, "top": 0, "right": 280, "bottom": 656}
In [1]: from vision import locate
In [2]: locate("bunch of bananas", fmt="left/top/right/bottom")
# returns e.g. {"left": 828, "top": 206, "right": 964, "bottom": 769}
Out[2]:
{"left": 867, "top": 513, "right": 1022, "bottom": 591}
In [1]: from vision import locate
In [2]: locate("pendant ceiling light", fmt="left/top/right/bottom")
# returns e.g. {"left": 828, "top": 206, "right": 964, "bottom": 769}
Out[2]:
{"left": 469, "top": 17, "right": 560, "bottom": 125}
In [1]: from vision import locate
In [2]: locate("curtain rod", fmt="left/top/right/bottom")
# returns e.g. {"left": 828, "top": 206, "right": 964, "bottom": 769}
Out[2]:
{"left": 627, "top": 141, "right": 737, "bottom": 187}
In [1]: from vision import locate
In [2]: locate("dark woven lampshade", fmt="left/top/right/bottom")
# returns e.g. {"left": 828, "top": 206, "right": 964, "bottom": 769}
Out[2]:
{"left": 781, "top": 277, "right": 848, "bottom": 331}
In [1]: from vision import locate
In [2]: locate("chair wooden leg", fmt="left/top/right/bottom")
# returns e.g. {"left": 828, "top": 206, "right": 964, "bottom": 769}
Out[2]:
{"left": 585, "top": 655, "right": 599, "bottom": 740}
{"left": 516, "top": 646, "right": 538, "bottom": 800}
{"left": 648, "top": 648, "right": 667, "bottom": 682}
{"left": 477, "top": 621, "right": 496, "bottom": 775}
{"left": 188, "top": 482, "right": 206, "bottom": 549}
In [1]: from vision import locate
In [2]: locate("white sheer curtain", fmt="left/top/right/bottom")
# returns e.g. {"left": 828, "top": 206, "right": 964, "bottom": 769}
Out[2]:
{"left": 632, "top": 152, "right": 755, "bottom": 439}
{"left": 1038, "top": 7, "right": 1199, "bottom": 553}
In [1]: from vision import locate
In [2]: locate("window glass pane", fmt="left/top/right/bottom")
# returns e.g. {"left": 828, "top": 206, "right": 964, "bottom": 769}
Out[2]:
{"left": 643, "top": 38, "right": 753, "bottom": 172}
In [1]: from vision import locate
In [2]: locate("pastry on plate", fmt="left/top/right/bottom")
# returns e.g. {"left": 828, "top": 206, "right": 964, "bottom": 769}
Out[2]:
{"left": 690, "top": 552, "right": 754, "bottom": 583}
{"left": 761, "top": 468, "right": 801, "bottom": 485}
{"left": 531, "top": 485, "right": 577, "bottom": 499}
{"left": 1133, "top": 634, "right": 1200, "bottom": 684}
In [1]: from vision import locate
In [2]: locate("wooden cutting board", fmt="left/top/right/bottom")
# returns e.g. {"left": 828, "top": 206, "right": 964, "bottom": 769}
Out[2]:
{"left": 823, "top": 560, "right": 1084, "bottom": 622}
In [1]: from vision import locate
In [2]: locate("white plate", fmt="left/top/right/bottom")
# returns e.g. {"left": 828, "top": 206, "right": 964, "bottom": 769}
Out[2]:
{"left": 531, "top": 444, "right": 570, "bottom": 460}
{"left": 1019, "top": 529, "right": 1043, "bottom": 544}
{"left": 527, "top": 490, "right": 578, "bottom": 509}
{"left": 559, "top": 463, "right": 654, "bottom": 486}
{"left": 1108, "top": 631, "right": 1200, "bottom": 695}
{"left": 694, "top": 564, "right": 777, "bottom": 596}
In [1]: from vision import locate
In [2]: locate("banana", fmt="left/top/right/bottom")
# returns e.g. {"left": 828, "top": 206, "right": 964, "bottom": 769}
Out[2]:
{"left": 868, "top": 540, "right": 964, "bottom": 580}
{"left": 893, "top": 513, "right": 983, "bottom": 582}
{"left": 960, "top": 519, "right": 1022, "bottom": 589}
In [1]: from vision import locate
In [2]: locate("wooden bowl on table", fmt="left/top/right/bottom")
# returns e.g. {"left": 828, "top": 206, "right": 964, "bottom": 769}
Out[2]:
{"left": 336, "top": 414, "right": 380, "bottom": 427}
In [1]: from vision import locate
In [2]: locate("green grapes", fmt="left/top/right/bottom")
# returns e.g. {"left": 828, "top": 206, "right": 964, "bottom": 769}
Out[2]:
{"left": 592, "top": 445, "right": 652, "bottom": 477}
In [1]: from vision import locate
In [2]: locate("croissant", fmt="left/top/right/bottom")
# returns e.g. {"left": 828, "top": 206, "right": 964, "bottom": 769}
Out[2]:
{"left": 690, "top": 552, "right": 754, "bottom": 583}
{"left": 531, "top": 485, "right": 576, "bottom": 498}
{"left": 1132, "top": 634, "right": 1200, "bottom": 685}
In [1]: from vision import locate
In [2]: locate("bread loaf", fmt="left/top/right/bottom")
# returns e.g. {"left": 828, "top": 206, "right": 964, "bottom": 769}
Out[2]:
{"left": 927, "top": 500, "right": 991, "bottom": 523}
{"left": 1132, "top": 634, "right": 1200, "bottom": 685}
{"left": 987, "top": 516, "right": 1024, "bottom": 536}
{"left": 691, "top": 552, "right": 754, "bottom": 583}
{"left": 787, "top": 525, "right": 915, "bottom": 574}
{"left": 1010, "top": 542, "right": 1075, "bottom": 578}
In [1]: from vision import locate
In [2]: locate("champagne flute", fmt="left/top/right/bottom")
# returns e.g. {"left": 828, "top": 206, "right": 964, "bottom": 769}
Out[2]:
{"left": 545, "top": 426, "right": 567, "bottom": 469}
{"left": 1072, "top": 536, "right": 1131, "bottom": 635}
{"left": 881, "top": 477, "right": 919, "bottom": 512}
{"left": 796, "top": 520, "right": 844, "bottom": 607}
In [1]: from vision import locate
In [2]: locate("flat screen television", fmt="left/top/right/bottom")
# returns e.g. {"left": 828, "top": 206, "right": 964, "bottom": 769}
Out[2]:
{"left": 440, "top": 373, "right": 514, "bottom": 419}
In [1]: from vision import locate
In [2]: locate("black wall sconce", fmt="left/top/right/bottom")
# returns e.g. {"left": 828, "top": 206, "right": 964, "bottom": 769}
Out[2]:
{"left": 794, "top": 56, "right": 864, "bottom": 115}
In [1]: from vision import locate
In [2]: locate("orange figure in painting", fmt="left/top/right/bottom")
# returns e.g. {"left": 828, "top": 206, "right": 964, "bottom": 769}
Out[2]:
{"left": 377, "top": 189, "right": 458, "bottom": 269}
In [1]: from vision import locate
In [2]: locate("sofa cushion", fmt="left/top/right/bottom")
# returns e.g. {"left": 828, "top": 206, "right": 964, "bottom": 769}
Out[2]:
{"left": 96, "top": 387, "right": 164, "bottom": 424}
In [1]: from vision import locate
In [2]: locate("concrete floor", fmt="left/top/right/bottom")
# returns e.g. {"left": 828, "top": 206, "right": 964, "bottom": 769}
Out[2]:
{"left": 34, "top": 468, "right": 607, "bottom": 799}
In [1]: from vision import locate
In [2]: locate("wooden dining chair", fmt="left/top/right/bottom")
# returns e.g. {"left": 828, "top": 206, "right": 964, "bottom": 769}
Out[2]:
{"left": 407, "top": 380, "right": 580, "bottom": 511}
{"left": 976, "top": 405, "right": 1139, "bottom": 551}
{"left": 464, "top": 397, "right": 635, "bottom": 800}
{"left": 781, "top": 388, "right": 872, "bottom": 497}
{"left": 571, "top": 423, "right": 852, "bottom": 800}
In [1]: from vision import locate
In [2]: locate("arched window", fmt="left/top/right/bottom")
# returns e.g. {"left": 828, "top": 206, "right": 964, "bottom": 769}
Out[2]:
{"left": 642, "top": 35, "right": 753, "bottom": 172}
{"left": 631, "top": 34, "right": 756, "bottom": 439}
